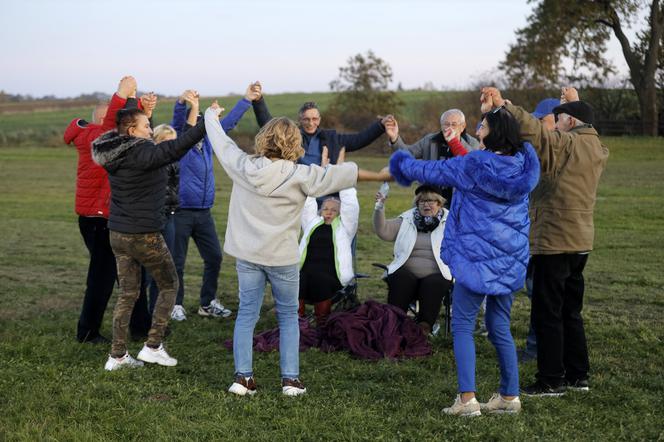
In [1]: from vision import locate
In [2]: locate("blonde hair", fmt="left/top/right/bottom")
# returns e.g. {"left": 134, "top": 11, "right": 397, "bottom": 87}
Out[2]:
{"left": 254, "top": 117, "right": 304, "bottom": 162}
{"left": 152, "top": 124, "right": 177, "bottom": 143}
{"left": 413, "top": 191, "right": 445, "bottom": 207}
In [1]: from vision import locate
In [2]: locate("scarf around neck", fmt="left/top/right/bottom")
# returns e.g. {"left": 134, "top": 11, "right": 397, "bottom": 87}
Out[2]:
{"left": 412, "top": 207, "right": 443, "bottom": 233}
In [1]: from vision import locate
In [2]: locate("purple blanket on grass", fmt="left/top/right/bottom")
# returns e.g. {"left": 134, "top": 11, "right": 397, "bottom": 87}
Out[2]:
{"left": 223, "top": 300, "right": 431, "bottom": 360}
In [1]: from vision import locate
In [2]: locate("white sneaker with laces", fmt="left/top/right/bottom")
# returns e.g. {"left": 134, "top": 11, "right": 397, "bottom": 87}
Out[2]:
{"left": 198, "top": 299, "right": 232, "bottom": 318}
{"left": 442, "top": 395, "right": 481, "bottom": 417}
{"left": 480, "top": 393, "right": 521, "bottom": 414}
{"left": 171, "top": 305, "right": 187, "bottom": 321}
{"left": 137, "top": 344, "right": 177, "bottom": 367}
{"left": 104, "top": 353, "right": 144, "bottom": 371}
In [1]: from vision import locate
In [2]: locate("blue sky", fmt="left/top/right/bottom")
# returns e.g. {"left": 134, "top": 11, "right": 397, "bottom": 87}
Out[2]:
{"left": 1, "top": 0, "right": 636, "bottom": 97}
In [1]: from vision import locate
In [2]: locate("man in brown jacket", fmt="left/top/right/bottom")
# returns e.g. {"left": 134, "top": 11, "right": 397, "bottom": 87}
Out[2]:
{"left": 481, "top": 86, "right": 609, "bottom": 396}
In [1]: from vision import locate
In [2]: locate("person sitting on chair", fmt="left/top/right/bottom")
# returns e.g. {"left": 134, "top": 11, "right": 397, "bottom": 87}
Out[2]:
{"left": 373, "top": 184, "right": 452, "bottom": 335}
{"left": 298, "top": 147, "right": 359, "bottom": 325}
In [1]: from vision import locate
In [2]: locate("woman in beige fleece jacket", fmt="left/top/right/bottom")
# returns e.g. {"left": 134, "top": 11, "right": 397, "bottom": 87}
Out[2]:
{"left": 204, "top": 107, "right": 390, "bottom": 397}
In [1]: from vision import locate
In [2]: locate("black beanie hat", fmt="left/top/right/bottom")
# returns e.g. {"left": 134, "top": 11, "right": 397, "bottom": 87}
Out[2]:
{"left": 553, "top": 101, "right": 594, "bottom": 125}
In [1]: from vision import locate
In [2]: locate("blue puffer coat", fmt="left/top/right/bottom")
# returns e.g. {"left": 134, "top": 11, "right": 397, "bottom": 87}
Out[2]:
{"left": 389, "top": 145, "right": 540, "bottom": 295}
{"left": 171, "top": 98, "right": 251, "bottom": 209}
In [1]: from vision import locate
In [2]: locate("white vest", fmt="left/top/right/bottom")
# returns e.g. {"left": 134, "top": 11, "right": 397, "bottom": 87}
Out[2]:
{"left": 387, "top": 209, "right": 452, "bottom": 280}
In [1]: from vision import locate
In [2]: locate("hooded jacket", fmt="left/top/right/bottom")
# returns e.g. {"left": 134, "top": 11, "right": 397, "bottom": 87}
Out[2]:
{"left": 204, "top": 109, "right": 358, "bottom": 267}
{"left": 91, "top": 120, "right": 206, "bottom": 233}
{"left": 389, "top": 145, "right": 541, "bottom": 296}
{"left": 63, "top": 93, "right": 129, "bottom": 218}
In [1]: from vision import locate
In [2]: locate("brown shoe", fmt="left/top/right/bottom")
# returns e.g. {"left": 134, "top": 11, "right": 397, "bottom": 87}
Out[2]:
{"left": 282, "top": 378, "right": 306, "bottom": 396}
{"left": 228, "top": 375, "right": 257, "bottom": 396}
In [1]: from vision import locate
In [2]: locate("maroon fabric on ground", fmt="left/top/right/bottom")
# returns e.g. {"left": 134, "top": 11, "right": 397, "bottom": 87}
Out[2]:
{"left": 223, "top": 301, "right": 431, "bottom": 360}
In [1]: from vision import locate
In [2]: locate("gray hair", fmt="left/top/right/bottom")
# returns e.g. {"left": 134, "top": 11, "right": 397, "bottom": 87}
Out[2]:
{"left": 440, "top": 108, "right": 465, "bottom": 124}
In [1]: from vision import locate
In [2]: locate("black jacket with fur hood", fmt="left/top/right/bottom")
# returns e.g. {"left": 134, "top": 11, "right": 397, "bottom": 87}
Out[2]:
{"left": 92, "top": 119, "right": 205, "bottom": 233}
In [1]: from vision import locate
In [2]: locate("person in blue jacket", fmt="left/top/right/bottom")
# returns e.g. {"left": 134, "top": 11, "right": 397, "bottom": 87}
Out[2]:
{"left": 389, "top": 107, "right": 540, "bottom": 416}
{"left": 170, "top": 84, "right": 261, "bottom": 321}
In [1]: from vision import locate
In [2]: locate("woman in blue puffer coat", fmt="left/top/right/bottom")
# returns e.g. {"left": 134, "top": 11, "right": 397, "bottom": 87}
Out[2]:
{"left": 389, "top": 108, "right": 540, "bottom": 416}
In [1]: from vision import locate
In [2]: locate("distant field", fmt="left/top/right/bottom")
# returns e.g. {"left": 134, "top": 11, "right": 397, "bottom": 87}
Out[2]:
{"left": 0, "top": 90, "right": 476, "bottom": 148}
{"left": 0, "top": 137, "right": 662, "bottom": 440}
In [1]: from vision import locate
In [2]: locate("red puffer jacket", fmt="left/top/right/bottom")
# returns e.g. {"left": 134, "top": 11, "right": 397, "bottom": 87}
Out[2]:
{"left": 63, "top": 94, "right": 128, "bottom": 218}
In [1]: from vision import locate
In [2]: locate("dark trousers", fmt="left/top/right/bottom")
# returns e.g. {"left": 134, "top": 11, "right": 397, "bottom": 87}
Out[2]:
{"left": 109, "top": 231, "right": 178, "bottom": 357}
{"left": 77, "top": 217, "right": 117, "bottom": 341}
{"left": 77, "top": 217, "right": 150, "bottom": 341}
{"left": 531, "top": 253, "right": 590, "bottom": 386}
{"left": 173, "top": 209, "right": 222, "bottom": 307}
{"left": 523, "top": 259, "right": 537, "bottom": 355}
{"left": 147, "top": 213, "right": 176, "bottom": 314}
{"left": 386, "top": 266, "right": 451, "bottom": 327}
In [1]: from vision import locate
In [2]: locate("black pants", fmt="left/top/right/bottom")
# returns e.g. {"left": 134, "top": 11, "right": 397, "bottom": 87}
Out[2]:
{"left": 77, "top": 217, "right": 151, "bottom": 341}
{"left": 531, "top": 253, "right": 590, "bottom": 386}
{"left": 386, "top": 266, "right": 451, "bottom": 327}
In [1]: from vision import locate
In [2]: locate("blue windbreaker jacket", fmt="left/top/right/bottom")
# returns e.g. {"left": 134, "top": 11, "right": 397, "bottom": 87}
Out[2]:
{"left": 171, "top": 98, "right": 251, "bottom": 209}
{"left": 389, "top": 145, "right": 540, "bottom": 295}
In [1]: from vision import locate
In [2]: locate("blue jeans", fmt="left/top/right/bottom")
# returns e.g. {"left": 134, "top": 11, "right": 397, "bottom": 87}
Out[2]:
{"left": 147, "top": 213, "right": 176, "bottom": 314}
{"left": 173, "top": 209, "right": 222, "bottom": 307}
{"left": 233, "top": 259, "right": 300, "bottom": 379}
{"left": 452, "top": 284, "right": 519, "bottom": 396}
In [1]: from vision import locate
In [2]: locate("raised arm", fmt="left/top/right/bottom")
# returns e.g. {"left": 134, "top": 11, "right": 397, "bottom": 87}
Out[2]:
{"left": 338, "top": 187, "right": 359, "bottom": 237}
{"left": 300, "top": 196, "right": 319, "bottom": 229}
{"left": 384, "top": 117, "right": 426, "bottom": 158}
{"left": 204, "top": 105, "right": 252, "bottom": 184}
{"left": 372, "top": 190, "right": 401, "bottom": 242}
{"left": 101, "top": 76, "right": 137, "bottom": 131}
{"left": 337, "top": 116, "right": 388, "bottom": 152}
{"left": 251, "top": 82, "right": 272, "bottom": 128}
{"left": 133, "top": 119, "right": 206, "bottom": 170}
{"left": 389, "top": 150, "right": 469, "bottom": 190}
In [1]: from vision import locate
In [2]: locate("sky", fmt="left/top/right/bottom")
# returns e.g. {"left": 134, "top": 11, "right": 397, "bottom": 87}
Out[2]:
{"left": 0, "top": 0, "right": 640, "bottom": 98}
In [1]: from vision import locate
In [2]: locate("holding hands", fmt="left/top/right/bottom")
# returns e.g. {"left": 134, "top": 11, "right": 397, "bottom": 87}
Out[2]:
{"left": 208, "top": 100, "right": 225, "bottom": 118}
{"left": 245, "top": 81, "right": 262, "bottom": 102}
{"left": 560, "top": 87, "right": 579, "bottom": 104}
{"left": 140, "top": 92, "right": 158, "bottom": 118}
{"left": 117, "top": 76, "right": 137, "bottom": 99}
{"left": 382, "top": 115, "right": 399, "bottom": 143}
{"left": 480, "top": 87, "right": 505, "bottom": 112}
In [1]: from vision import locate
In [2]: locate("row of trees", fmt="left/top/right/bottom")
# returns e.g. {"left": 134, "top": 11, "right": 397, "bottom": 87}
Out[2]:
{"left": 329, "top": 1, "right": 662, "bottom": 136}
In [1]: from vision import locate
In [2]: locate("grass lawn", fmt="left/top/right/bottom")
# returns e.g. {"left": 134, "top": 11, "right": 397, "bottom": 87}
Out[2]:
{"left": 0, "top": 137, "right": 663, "bottom": 441}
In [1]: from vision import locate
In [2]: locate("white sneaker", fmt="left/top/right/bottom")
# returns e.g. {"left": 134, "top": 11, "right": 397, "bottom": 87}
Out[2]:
{"left": 198, "top": 299, "right": 232, "bottom": 318}
{"left": 104, "top": 353, "right": 144, "bottom": 371}
{"left": 282, "top": 378, "right": 307, "bottom": 396}
{"left": 171, "top": 305, "right": 187, "bottom": 321}
{"left": 137, "top": 344, "right": 177, "bottom": 367}
{"left": 480, "top": 393, "right": 521, "bottom": 414}
{"left": 442, "top": 395, "right": 481, "bottom": 417}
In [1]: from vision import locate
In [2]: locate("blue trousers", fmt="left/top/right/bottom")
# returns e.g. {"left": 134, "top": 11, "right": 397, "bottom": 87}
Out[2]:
{"left": 173, "top": 209, "right": 222, "bottom": 307}
{"left": 452, "top": 284, "right": 519, "bottom": 396}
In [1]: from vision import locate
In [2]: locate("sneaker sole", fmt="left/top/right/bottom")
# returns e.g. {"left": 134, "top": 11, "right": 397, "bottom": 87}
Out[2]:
{"left": 137, "top": 353, "right": 177, "bottom": 367}
{"left": 482, "top": 408, "right": 521, "bottom": 414}
{"left": 444, "top": 410, "right": 481, "bottom": 417}
{"left": 282, "top": 387, "right": 306, "bottom": 396}
{"left": 566, "top": 386, "right": 590, "bottom": 392}
{"left": 228, "top": 383, "right": 257, "bottom": 396}
{"left": 197, "top": 310, "right": 231, "bottom": 318}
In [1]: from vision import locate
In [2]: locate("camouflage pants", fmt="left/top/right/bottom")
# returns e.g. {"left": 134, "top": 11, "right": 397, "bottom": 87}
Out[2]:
{"left": 109, "top": 231, "right": 178, "bottom": 357}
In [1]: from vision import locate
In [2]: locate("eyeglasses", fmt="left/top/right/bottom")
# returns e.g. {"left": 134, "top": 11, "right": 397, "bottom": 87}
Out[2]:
{"left": 418, "top": 199, "right": 439, "bottom": 206}
{"left": 442, "top": 121, "right": 463, "bottom": 128}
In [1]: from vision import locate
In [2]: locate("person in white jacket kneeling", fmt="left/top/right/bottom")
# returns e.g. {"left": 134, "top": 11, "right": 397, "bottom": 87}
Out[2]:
{"left": 204, "top": 104, "right": 390, "bottom": 398}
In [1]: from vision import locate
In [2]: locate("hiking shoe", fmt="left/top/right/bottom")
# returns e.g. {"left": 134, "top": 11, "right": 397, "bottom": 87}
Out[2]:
{"left": 282, "top": 378, "right": 307, "bottom": 396}
{"left": 442, "top": 395, "right": 481, "bottom": 417}
{"left": 228, "top": 375, "right": 257, "bottom": 396}
{"left": 198, "top": 299, "right": 232, "bottom": 318}
{"left": 480, "top": 394, "right": 521, "bottom": 414}
{"left": 521, "top": 380, "right": 566, "bottom": 397}
{"left": 566, "top": 379, "right": 590, "bottom": 392}
{"left": 474, "top": 324, "right": 488, "bottom": 337}
{"left": 171, "top": 305, "right": 187, "bottom": 321}
{"left": 104, "top": 353, "right": 144, "bottom": 371}
{"left": 137, "top": 343, "right": 177, "bottom": 367}
{"left": 431, "top": 322, "right": 441, "bottom": 337}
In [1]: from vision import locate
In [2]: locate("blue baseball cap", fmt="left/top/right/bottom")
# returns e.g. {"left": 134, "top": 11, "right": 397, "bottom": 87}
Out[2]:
{"left": 532, "top": 98, "right": 560, "bottom": 119}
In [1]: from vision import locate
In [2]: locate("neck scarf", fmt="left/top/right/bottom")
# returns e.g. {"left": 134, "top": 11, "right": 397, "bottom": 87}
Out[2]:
{"left": 412, "top": 207, "right": 443, "bottom": 233}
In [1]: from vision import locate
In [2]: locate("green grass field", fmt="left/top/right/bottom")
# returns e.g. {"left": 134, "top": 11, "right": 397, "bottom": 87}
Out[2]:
{"left": 0, "top": 136, "right": 663, "bottom": 441}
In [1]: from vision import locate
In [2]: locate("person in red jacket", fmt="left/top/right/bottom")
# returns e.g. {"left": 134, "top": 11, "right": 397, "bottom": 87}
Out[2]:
{"left": 64, "top": 76, "right": 150, "bottom": 343}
